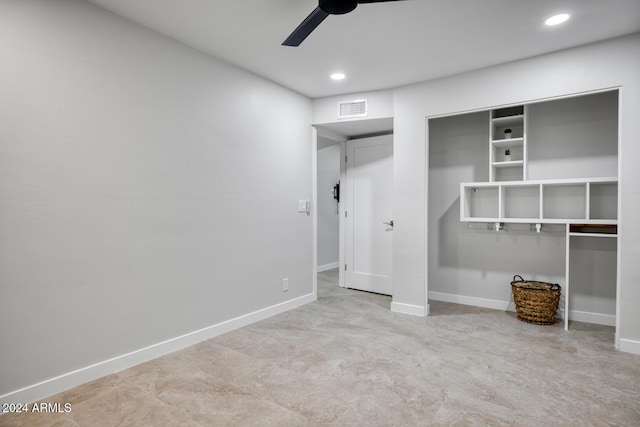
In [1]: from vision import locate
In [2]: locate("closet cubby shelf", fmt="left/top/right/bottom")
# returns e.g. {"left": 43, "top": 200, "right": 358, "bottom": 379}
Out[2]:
{"left": 568, "top": 232, "right": 617, "bottom": 238}
{"left": 491, "top": 137, "right": 524, "bottom": 148}
{"left": 568, "top": 223, "right": 617, "bottom": 237}
{"left": 491, "top": 160, "right": 524, "bottom": 168}
{"left": 460, "top": 177, "right": 618, "bottom": 224}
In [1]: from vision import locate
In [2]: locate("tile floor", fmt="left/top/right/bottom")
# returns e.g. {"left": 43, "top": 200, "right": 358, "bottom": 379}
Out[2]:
{"left": 2, "top": 269, "right": 639, "bottom": 426}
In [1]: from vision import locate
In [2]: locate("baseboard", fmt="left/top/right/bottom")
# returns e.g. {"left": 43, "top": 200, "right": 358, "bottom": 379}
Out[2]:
{"left": 428, "top": 291, "right": 615, "bottom": 326}
{"left": 317, "top": 262, "right": 339, "bottom": 273}
{"left": 390, "top": 301, "right": 426, "bottom": 317}
{"left": 557, "top": 309, "right": 616, "bottom": 326}
{"left": 0, "top": 293, "right": 316, "bottom": 406}
{"left": 428, "top": 291, "right": 509, "bottom": 311}
{"left": 619, "top": 338, "right": 640, "bottom": 355}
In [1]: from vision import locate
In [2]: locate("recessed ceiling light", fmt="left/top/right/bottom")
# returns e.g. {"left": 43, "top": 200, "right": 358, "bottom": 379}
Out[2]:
{"left": 545, "top": 13, "right": 570, "bottom": 26}
{"left": 331, "top": 72, "right": 346, "bottom": 81}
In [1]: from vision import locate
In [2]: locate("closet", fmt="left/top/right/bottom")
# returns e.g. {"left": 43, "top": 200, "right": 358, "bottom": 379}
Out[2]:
{"left": 428, "top": 90, "right": 619, "bottom": 331}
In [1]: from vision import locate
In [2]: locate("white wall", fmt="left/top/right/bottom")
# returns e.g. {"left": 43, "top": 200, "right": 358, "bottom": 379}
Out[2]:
{"left": 393, "top": 33, "right": 640, "bottom": 351}
{"left": 317, "top": 143, "right": 340, "bottom": 270}
{"left": 0, "top": 0, "right": 313, "bottom": 401}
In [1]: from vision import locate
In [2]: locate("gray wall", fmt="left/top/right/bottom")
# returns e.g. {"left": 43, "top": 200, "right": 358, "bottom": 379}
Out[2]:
{"left": 0, "top": 0, "right": 312, "bottom": 397}
{"left": 528, "top": 91, "right": 618, "bottom": 180}
{"left": 317, "top": 143, "right": 340, "bottom": 270}
{"left": 569, "top": 237, "right": 616, "bottom": 317}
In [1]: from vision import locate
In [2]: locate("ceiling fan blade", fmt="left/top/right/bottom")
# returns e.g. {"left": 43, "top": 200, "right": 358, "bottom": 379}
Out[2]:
{"left": 282, "top": 7, "right": 330, "bottom": 47}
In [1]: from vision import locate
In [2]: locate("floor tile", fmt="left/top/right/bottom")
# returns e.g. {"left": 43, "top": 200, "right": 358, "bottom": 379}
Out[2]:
{"left": 2, "top": 269, "right": 639, "bottom": 426}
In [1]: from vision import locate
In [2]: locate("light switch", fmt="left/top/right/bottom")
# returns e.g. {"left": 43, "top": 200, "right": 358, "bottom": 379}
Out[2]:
{"left": 298, "top": 200, "right": 307, "bottom": 212}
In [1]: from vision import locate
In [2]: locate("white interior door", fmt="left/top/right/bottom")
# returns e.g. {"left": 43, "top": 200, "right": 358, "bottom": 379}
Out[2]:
{"left": 345, "top": 134, "right": 393, "bottom": 295}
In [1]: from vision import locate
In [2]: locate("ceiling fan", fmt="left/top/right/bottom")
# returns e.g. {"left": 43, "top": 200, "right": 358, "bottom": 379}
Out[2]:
{"left": 282, "top": 0, "right": 405, "bottom": 47}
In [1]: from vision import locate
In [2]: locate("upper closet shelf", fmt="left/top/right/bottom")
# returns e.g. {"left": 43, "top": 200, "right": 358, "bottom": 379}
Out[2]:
{"left": 491, "top": 114, "right": 524, "bottom": 127}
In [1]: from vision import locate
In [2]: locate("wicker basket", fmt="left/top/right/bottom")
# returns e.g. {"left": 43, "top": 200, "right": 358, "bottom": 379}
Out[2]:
{"left": 511, "top": 275, "right": 561, "bottom": 325}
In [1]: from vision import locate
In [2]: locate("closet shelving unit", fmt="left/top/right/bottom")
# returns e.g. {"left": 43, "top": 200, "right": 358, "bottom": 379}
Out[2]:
{"left": 459, "top": 100, "right": 619, "bottom": 331}
{"left": 490, "top": 106, "right": 526, "bottom": 182}
{"left": 460, "top": 177, "right": 618, "bottom": 225}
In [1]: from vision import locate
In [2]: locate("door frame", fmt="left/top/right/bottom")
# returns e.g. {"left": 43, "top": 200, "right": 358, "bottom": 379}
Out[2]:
{"left": 313, "top": 127, "right": 348, "bottom": 288}
{"left": 313, "top": 125, "right": 395, "bottom": 292}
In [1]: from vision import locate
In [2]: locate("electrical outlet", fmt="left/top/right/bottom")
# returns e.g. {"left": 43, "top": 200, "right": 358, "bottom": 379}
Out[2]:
{"left": 282, "top": 278, "right": 289, "bottom": 292}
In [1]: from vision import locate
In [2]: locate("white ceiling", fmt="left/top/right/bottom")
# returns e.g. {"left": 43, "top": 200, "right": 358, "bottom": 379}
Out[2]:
{"left": 86, "top": 0, "right": 640, "bottom": 99}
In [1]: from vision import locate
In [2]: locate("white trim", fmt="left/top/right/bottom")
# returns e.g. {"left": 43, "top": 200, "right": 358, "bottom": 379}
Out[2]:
{"left": 390, "top": 301, "right": 426, "bottom": 317}
{"left": 559, "top": 309, "right": 616, "bottom": 327}
{"left": 429, "top": 291, "right": 615, "bottom": 326}
{"left": 619, "top": 339, "right": 640, "bottom": 355}
{"left": 424, "top": 117, "right": 430, "bottom": 317}
{"left": 425, "top": 86, "right": 621, "bottom": 121}
{"left": 317, "top": 262, "right": 339, "bottom": 273}
{"left": 0, "top": 293, "right": 316, "bottom": 406}
{"left": 615, "top": 87, "right": 622, "bottom": 350}
{"left": 312, "top": 127, "right": 318, "bottom": 297}
{"left": 428, "top": 291, "right": 510, "bottom": 311}
{"left": 338, "top": 140, "right": 346, "bottom": 288}
{"left": 565, "top": 225, "right": 571, "bottom": 330}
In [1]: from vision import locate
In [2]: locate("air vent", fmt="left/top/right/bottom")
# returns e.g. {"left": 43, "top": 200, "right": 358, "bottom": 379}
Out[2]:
{"left": 338, "top": 99, "right": 368, "bottom": 119}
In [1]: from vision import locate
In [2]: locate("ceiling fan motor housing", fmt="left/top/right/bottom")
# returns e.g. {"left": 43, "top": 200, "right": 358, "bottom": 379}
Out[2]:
{"left": 319, "top": 0, "right": 358, "bottom": 15}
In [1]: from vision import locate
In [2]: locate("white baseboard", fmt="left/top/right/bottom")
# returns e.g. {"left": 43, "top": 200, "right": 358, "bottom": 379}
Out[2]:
{"left": 0, "top": 293, "right": 316, "bottom": 406}
{"left": 391, "top": 301, "right": 426, "bottom": 317}
{"left": 317, "top": 262, "right": 339, "bottom": 273}
{"left": 428, "top": 291, "right": 616, "bottom": 326}
{"left": 619, "top": 338, "right": 640, "bottom": 355}
{"left": 557, "top": 309, "right": 616, "bottom": 326}
{"left": 428, "top": 291, "right": 509, "bottom": 311}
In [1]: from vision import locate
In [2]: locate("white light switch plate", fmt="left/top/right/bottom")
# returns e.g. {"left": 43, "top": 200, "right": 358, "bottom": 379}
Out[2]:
{"left": 298, "top": 200, "right": 307, "bottom": 212}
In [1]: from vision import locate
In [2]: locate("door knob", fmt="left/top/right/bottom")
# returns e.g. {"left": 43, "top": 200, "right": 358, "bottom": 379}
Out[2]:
{"left": 383, "top": 220, "right": 394, "bottom": 227}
